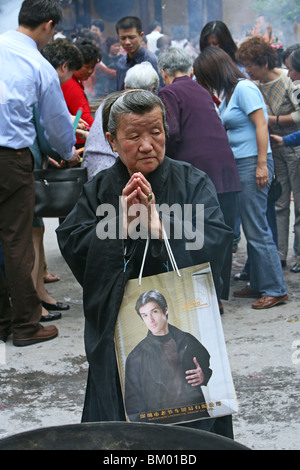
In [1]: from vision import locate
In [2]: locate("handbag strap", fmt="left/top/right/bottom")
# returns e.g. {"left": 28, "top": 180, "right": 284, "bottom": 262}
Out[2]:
{"left": 138, "top": 225, "right": 181, "bottom": 285}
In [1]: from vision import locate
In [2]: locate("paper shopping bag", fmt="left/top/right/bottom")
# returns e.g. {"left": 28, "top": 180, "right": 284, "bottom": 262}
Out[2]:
{"left": 115, "top": 262, "right": 238, "bottom": 425}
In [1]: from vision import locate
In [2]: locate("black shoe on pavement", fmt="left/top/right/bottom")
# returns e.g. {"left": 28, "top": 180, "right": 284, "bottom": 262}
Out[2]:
{"left": 42, "top": 301, "right": 69, "bottom": 311}
{"left": 40, "top": 311, "right": 62, "bottom": 322}
{"left": 291, "top": 263, "right": 300, "bottom": 273}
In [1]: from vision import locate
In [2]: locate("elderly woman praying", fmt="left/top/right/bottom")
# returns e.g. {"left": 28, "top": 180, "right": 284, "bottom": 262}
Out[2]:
{"left": 56, "top": 89, "right": 233, "bottom": 438}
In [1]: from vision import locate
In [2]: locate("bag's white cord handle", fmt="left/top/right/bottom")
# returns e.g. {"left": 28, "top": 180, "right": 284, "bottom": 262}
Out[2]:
{"left": 138, "top": 236, "right": 150, "bottom": 285}
{"left": 138, "top": 225, "right": 181, "bottom": 285}
{"left": 162, "top": 225, "right": 181, "bottom": 278}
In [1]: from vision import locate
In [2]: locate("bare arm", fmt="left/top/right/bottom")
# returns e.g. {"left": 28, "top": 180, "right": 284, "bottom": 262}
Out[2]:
{"left": 268, "top": 114, "right": 295, "bottom": 128}
{"left": 249, "top": 108, "right": 269, "bottom": 189}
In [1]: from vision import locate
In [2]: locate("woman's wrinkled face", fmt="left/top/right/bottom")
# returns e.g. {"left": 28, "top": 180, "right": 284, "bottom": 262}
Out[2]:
{"left": 106, "top": 107, "right": 165, "bottom": 176}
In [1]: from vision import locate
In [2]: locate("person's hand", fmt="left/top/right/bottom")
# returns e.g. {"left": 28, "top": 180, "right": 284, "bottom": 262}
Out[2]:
{"left": 67, "top": 147, "right": 81, "bottom": 167}
{"left": 76, "top": 128, "right": 89, "bottom": 140}
{"left": 48, "top": 157, "right": 66, "bottom": 168}
{"left": 121, "top": 172, "right": 162, "bottom": 239}
{"left": 71, "top": 115, "right": 89, "bottom": 130}
{"left": 185, "top": 357, "right": 205, "bottom": 387}
{"left": 270, "top": 134, "right": 284, "bottom": 148}
{"left": 256, "top": 162, "right": 269, "bottom": 189}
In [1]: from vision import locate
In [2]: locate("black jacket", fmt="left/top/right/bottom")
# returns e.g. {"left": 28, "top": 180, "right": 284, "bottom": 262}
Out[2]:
{"left": 57, "top": 157, "right": 233, "bottom": 437}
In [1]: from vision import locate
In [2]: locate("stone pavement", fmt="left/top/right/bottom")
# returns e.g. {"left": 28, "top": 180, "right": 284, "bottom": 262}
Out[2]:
{"left": 0, "top": 215, "right": 299, "bottom": 450}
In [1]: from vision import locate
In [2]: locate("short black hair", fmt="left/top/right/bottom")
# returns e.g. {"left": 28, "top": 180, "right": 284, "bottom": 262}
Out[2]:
{"left": 73, "top": 38, "right": 102, "bottom": 64}
{"left": 18, "top": 0, "right": 62, "bottom": 29}
{"left": 91, "top": 18, "right": 105, "bottom": 32}
{"left": 282, "top": 43, "right": 300, "bottom": 64}
{"left": 42, "top": 38, "right": 83, "bottom": 71}
{"left": 116, "top": 16, "right": 143, "bottom": 35}
{"left": 289, "top": 48, "right": 300, "bottom": 73}
{"left": 149, "top": 21, "right": 161, "bottom": 31}
{"left": 135, "top": 290, "right": 168, "bottom": 318}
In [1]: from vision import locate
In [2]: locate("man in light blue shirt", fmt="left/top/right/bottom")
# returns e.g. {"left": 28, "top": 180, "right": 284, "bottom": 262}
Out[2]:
{"left": 0, "top": 0, "right": 80, "bottom": 347}
{"left": 0, "top": 8, "right": 77, "bottom": 158}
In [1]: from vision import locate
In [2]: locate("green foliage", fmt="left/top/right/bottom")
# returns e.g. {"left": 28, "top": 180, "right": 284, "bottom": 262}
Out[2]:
{"left": 252, "top": 0, "right": 300, "bottom": 24}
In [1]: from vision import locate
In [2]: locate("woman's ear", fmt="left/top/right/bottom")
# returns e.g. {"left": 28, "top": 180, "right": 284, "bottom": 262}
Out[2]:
{"left": 106, "top": 132, "right": 117, "bottom": 152}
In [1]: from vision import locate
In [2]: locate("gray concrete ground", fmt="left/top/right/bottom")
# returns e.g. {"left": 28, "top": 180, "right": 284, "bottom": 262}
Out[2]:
{"left": 0, "top": 213, "right": 299, "bottom": 450}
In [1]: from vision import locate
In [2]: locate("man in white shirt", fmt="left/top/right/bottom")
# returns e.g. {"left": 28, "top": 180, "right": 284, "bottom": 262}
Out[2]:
{"left": 0, "top": 0, "right": 80, "bottom": 347}
{"left": 146, "top": 21, "right": 163, "bottom": 54}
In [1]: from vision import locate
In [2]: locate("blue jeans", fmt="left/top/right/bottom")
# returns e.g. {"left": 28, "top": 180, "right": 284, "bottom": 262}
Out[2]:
{"left": 236, "top": 155, "right": 287, "bottom": 297}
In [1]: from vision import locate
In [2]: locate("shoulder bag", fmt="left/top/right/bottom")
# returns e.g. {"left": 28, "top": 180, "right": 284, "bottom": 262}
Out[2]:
{"left": 34, "top": 167, "right": 88, "bottom": 218}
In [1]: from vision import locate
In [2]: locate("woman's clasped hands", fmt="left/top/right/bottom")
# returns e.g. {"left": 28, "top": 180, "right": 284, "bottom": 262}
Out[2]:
{"left": 121, "top": 172, "right": 162, "bottom": 240}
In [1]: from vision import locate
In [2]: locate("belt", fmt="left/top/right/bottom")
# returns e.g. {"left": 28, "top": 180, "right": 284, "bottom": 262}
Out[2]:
{"left": 0, "top": 146, "right": 28, "bottom": 152}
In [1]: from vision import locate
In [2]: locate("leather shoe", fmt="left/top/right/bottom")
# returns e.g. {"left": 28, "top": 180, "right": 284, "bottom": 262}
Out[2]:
{"left": 42, "top": 301, "right": 69, "bottom": 311}
{"left": 13, "top": 325, "right": 58, "bottom": 347}
{"left": 233, "top": 285, "right": 261, "bottom": 298}
{"left": 40, "top": 311, "right": 62, "bottom": 322}
{"left": 290, "top": 263, "right": 300, "bottom": 273}
{"left": 252, "top": 294, "right": 289, "bottom": 310}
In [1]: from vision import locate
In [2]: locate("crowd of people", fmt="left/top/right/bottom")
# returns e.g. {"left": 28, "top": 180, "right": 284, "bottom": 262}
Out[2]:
{"left": 1, "top": 0, "right": 300, "bottom": 442}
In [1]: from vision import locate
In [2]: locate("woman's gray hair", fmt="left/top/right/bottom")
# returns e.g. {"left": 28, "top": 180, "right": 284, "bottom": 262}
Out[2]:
{"left": 124, "top": 61, "right": 159, "bottom": 93}
{"left": 102, "top": 89, "right": 168, "bottom": 137}
{"left": 157, "top": 47, "right": 193, "bottom": 76}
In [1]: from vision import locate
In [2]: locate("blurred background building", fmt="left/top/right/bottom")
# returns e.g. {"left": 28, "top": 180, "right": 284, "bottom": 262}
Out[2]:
{"left": 1, "top": 0, "right": 300, "bottom": 49}
{"left": 57, "top": 0, "right": 300, "bottom": 47}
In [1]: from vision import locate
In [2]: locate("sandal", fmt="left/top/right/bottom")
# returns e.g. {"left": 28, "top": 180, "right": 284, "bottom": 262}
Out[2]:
{"left": 44, "top": 272, "right": 60, "bottom": 283}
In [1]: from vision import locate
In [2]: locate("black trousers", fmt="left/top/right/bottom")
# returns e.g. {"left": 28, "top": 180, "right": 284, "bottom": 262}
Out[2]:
{"left": 0, "top": 147, "right": 41, "bottom": 339}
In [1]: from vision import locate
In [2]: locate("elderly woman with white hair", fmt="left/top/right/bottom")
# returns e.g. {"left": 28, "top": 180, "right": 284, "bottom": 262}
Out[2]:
{"left": 158, "top": 47, "right": 241, "bottom": 302}
{"left": 81, "top": 61, "right": 160, "bottom": 180}
{"left": 124, "top": 61, "right": 159, "bottom": 92}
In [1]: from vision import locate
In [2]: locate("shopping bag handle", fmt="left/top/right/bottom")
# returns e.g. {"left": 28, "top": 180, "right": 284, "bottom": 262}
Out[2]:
{"left": 138, "top": 225, "right": 181, "bottom": 285}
